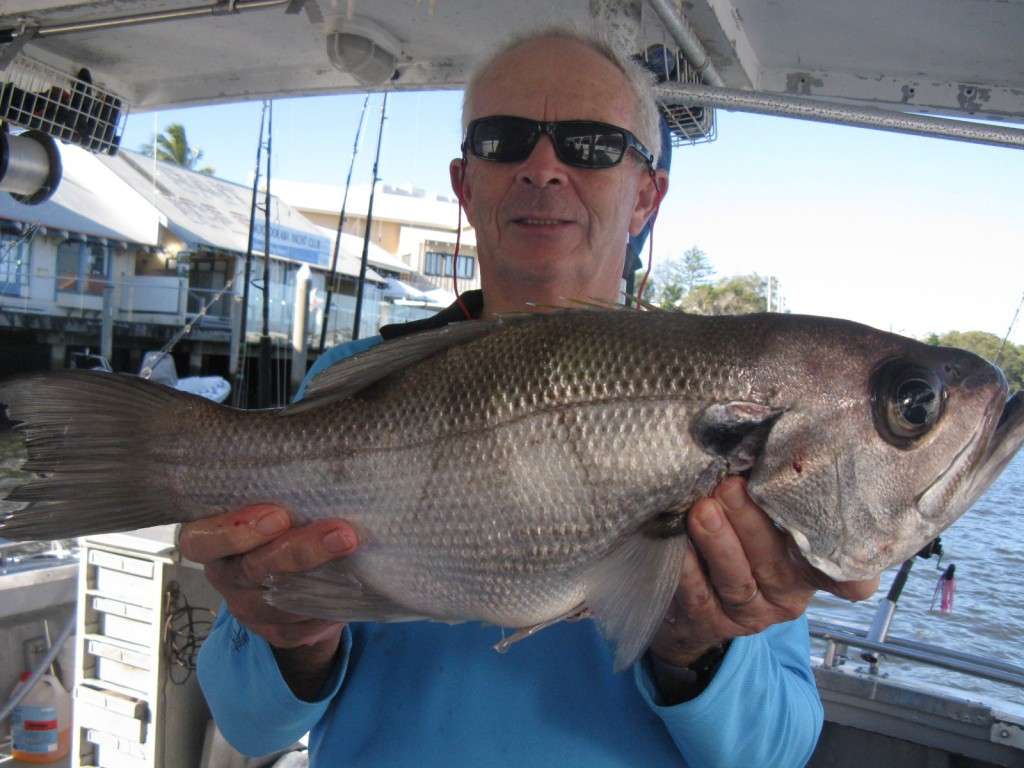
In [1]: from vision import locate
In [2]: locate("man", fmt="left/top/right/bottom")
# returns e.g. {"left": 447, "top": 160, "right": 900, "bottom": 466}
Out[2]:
{"left": 186, "top": 28, "right": 878, "bottom": 766}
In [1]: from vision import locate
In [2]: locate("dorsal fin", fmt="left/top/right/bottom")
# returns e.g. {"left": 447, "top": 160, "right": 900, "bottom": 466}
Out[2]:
{"left": 283, "top": 316, "right": 513, "bottom": 415}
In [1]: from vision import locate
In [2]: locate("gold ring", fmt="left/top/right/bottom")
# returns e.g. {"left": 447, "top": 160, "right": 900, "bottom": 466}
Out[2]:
{"left": 725, "top": 584, "right": 759, "bottom": 609}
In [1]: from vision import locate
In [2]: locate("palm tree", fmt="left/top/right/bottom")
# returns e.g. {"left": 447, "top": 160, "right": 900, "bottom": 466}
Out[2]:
{"left": 140, "top": 123, "right": 215, "bottom": 175}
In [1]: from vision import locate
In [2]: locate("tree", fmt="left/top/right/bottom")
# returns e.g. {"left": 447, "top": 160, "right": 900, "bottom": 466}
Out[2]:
{"left": 927, "top": 330, "right": 1024, "bottom": 391}
{"left": 645, "top": 246, "right": 715, "bottom": 308}
{"left": 682, "top": 274, "right": 767, "bottom": 315}
{"left": 140, "top": 123, "right": 215, "bottom": 175}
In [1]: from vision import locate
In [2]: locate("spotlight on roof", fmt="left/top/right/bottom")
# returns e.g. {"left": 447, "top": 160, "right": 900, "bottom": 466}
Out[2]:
{"left": 325, "top": 17, "right": 401, "bottom": 87}
{"left": 0, "top": 129, "right": 62, "bottom": 205}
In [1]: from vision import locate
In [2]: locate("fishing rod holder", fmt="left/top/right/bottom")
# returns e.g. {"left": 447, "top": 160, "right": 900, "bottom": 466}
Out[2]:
{"left": 1, "top": 54, "right": 127, "bottom": 154}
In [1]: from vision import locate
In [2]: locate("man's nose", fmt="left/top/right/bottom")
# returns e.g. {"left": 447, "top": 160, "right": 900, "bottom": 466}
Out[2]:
{"left": 514, "top": 134, "right": 569, "bottom": 187}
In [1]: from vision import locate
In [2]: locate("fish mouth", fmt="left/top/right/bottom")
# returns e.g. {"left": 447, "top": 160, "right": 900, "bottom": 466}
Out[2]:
{"left": 919, "top": 390, "right": 1024, "bottom": 511}
{"left": 970, "top": 390, "right": 1024, "bottom": 495}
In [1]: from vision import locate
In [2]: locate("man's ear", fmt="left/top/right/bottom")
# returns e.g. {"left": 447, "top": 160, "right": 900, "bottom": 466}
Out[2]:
{"left": 450, "top": 158, "right": 468, "bottom": 205}
{"left": 628, "top": 168, "right": 669, "bottom": 237}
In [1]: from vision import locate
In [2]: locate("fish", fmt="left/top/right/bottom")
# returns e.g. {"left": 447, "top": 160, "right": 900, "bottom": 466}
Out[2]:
{"left": 1, "top": 309, "right": 1022, "bottom": 670}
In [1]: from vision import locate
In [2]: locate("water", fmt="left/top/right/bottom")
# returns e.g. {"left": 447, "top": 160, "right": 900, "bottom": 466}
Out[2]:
{"left": 1, "top": 428, "right": 1021, "bottom": 703}
{"left": 808, "top": 450, "right": 1024, "bottom": 705}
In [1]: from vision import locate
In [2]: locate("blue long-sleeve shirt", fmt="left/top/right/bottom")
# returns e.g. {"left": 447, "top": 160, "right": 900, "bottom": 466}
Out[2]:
{"left": 198, "top": 334, "right": 824, "bottom": 767}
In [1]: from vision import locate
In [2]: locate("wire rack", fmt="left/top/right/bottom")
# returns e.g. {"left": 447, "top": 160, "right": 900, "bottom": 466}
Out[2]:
{"left": 642, "top": 43, "right": 717, "bottom": 147}
{"left": 1, "top": 54, "right": 128, "bottom": 154}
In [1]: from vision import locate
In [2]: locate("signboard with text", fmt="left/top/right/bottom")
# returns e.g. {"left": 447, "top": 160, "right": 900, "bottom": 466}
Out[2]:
{"left": 252, "top": 221, "right": 331, "bottom": 267}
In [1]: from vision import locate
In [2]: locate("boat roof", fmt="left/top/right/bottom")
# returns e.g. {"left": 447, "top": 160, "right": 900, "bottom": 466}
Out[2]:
{"left": 1, "top": 0, "right": 1021, "bottom": 125}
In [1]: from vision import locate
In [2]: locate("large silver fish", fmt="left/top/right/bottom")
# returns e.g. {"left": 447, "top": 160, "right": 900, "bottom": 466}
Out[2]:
{"left": 2, "top": 310, "right": 1022, "bottom": 669}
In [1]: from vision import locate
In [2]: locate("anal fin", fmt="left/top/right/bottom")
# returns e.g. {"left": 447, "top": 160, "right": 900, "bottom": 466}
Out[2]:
{"left": 585, "top": 532, "right": 688, "bottom": 672}
{"left": 264, "top": 563, "right": 424, "bottom": 624}
{"left": 492, "top": 605, "right": 591, "bottom": 654}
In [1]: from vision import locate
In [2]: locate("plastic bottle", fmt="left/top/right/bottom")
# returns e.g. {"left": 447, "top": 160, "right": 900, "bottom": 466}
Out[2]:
{"left": 10, "top": 672, "right": 71, "bottom": 763}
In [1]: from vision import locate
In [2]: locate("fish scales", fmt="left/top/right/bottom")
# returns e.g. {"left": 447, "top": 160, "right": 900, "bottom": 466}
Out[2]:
{"left": 2, "top": 309, "right": 1023, "bottom": 670}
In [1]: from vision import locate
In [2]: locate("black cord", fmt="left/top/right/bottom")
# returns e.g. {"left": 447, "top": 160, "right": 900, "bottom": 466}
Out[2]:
{"left": 163, "top": 582, "right": 215, "bottom": 685}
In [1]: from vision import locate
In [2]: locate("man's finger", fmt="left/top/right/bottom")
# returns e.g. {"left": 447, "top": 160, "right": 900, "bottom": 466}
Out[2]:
{"left": 236, "top": 519, "right": 358, "bottom": 588}
{"left": 687, "top": 496, "right": 763, "bottom": 614}
{"left": 179, "top": 505, "right": 292, "bottom": 564}
{"left": 714, "top": 478, "right": 813, "bottom": 603}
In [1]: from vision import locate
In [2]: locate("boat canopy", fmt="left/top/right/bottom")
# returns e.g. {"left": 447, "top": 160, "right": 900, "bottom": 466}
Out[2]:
{"left": 0, "top": 0, "right": 1021, "bottom": 126}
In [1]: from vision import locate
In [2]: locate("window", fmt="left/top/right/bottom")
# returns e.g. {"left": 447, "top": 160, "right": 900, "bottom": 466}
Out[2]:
{"left": 56, "top": 240, "right": 109, "bottom": 295}
{"left": 424, "top": 250, "right": 475, "bottom": 279}
{"left": 0, "top": 233, "right": 29, "bottom": 296}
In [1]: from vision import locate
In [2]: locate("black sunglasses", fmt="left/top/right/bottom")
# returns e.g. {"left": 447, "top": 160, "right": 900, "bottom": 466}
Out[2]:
{"left": 463, "top": 115, "right": 655, "bottom": 170}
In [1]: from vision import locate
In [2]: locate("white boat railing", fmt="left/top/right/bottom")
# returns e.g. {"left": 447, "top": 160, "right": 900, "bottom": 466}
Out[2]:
{"left": 810, "top": 619, "right": 1024, "bottom": 689}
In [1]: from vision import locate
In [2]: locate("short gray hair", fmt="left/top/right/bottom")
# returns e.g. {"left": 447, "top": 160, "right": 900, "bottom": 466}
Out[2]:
{"left": 461, "top": 26, "right": 662, "bottom": 164}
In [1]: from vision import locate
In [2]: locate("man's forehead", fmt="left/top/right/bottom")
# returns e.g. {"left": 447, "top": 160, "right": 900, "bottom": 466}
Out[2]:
{"left": 467, "top": 37, "right": 638, "bottom": 126}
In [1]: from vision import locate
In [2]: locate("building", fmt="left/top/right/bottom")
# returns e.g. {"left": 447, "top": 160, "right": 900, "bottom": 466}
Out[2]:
{"left": 0, "top": 145, "right": 454, "bottom": 399}
{"left": 270, "top": 179, "right": 480, "bottom": 317}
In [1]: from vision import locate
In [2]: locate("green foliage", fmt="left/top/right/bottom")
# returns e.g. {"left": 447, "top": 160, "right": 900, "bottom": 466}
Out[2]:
{"left": 636, "top": 248, "right": 772, "bottom": 316}
{"left": 682, "top": 274, "right": 768, "bottom": 315}
{"left": 927, "top": 330, "right": 1024, "bottom": 391}
{"left": 139, "top": 123, "right": 216, "bottom": 176}
{"left": 646, "top": 246, "right": 715, "bottom": 308}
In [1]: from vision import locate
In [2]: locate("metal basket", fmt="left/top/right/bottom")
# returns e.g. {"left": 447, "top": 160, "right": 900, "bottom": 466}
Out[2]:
{"left": 1, "top": 55, "right": 128, "bottom": 154}
{"left": 642, "top": 44, "right": 717, "bottom": 147}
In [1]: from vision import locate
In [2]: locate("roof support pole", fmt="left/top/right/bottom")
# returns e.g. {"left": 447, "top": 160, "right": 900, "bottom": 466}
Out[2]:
{"left": 655, "top": 82, "right": 1024, "bottom": 150}
{"left": 646, "top": 0, "right": 725, "bottom": 87}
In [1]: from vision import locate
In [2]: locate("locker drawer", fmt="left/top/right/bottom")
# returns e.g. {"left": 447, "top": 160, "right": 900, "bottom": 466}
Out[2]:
{"left": 96, "top": 657, "right": 150, "bottom": 694}
{"left": 88, "top": 549, "right": 155, "bottom": 579}
{"left": 92, "top": 595, "right": 155, "bottom": 624}
{"left": 95, "top": 568, "right": 154, "bottom": 606}
{"left": 87, "top": 637, "right": 153, "bottom": 671}
{"left": 76, "top": 701, "right": 146, "bottom": 743}
{"left": 86, "top": 728, "right": 147, "bottom": 760}
{"left": 76, "top": 682, "right": 148, "bottom": 720}
{"left": 98, "top": 613, "right": 153, "bottom": 646}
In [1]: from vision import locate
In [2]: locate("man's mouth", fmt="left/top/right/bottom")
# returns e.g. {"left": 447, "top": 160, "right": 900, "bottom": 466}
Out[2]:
{"left": 511, "top": 217, "right": 574, "bottom": 226}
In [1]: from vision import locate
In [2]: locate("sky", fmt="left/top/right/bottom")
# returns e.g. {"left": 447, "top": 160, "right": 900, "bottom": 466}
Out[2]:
{"left": 121, "top": 92, "right": 1024, "bottom": 345}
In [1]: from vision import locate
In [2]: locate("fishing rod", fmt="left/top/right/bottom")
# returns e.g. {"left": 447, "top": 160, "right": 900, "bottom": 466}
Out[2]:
{"left": 319, "top": 93, "right": 370, "bottom": 354}
{"left": 861, "top": 537, "right": 950, "bottom": 670}
{"left": 258, "top": 100, "right": 274, "bottom": 409}
{"left": 995, "top": 288, "right": 1024, "bottom": 366}
{"left": 352, "top": 92, "right": 387, "bottom": 342}
{"left": 233, "top": 101, "right": 269, "bottom": 408}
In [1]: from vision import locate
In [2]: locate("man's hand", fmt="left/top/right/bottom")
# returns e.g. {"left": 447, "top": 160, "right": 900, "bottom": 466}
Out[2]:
{"left": 178, "top": 504, "right": 358, "bottom": 699}
{"left": 649, "top": 477, "right": 879, "bottom": 670}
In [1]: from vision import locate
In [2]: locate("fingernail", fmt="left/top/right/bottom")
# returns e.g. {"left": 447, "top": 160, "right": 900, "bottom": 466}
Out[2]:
{"left": 255, "top": 509, "right": 289, "bottom": 536}
{"left": 719, "top": 481, "right": 748, "bottom": 513}
{"left": 323, "top": 528, "right": 356, "bottom": 554}
{"left": 700, "top": 504, "right": 722, "bottom": 533}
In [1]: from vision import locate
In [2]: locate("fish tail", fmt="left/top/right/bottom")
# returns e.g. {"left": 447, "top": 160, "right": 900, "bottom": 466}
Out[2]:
{"left": 0, "top": 371, "right": 215, "bottom": 541}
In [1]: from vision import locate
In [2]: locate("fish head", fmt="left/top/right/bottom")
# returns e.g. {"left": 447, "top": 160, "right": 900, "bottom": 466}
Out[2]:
{"left": 746, "top": 325, "right": 1023, "bottom": 581}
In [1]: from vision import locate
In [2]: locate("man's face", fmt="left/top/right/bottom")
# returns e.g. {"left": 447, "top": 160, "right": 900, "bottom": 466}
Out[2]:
{"left": 452, "top": 37, "right": 663, "bottom": 306}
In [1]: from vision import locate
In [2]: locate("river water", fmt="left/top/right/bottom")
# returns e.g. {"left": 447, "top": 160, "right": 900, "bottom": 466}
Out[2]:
{"left": 1, "top": 427, "right": 1022, "bottom": 704}
{"left": 808, "top": 449, "right": 1024, "bottom": 705}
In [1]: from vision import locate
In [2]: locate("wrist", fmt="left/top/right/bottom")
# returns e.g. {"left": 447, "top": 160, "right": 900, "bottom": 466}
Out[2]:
{"left": 272, "top": 626, "right": 345, "bottom": 701}
{"left": 646, "top": 641, "right": 731, "bottom": 705}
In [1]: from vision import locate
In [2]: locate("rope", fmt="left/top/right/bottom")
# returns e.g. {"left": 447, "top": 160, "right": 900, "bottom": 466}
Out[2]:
{"left": 139, "top": 277, "right": 235, "bottom": 380}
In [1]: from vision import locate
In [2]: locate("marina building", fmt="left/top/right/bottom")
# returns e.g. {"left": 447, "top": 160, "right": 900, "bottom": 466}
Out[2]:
{"left": 0, "top": 144, "right": 473, "bottom": 397}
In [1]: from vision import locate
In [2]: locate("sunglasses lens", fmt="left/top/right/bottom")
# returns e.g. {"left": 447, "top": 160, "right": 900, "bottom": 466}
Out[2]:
{"left": 471, "top": 118, "right": 538, "bottom": 162}
{"left": 555, "top": 125, "right": 626, "bottom": 167}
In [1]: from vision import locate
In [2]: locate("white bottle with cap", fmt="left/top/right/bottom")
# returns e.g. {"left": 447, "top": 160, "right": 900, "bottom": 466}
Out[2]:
{"left": 10, "top": 672, "right": 71, "bottom": 763}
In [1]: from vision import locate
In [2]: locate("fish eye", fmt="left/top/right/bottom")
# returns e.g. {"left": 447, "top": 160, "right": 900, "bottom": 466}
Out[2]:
{"left": 893, "top": 378, "right": 939, "bottom": 430}
{"left": 872, "top": 361, "right": 944, "bottom": 447}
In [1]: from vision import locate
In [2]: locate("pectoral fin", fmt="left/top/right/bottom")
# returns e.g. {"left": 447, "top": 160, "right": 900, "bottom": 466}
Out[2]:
{"left": 264, "top": 563, "right": 424, "bottom": 623}
{"left": 585, "top": 532, "right": 689, "bottom": 672}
